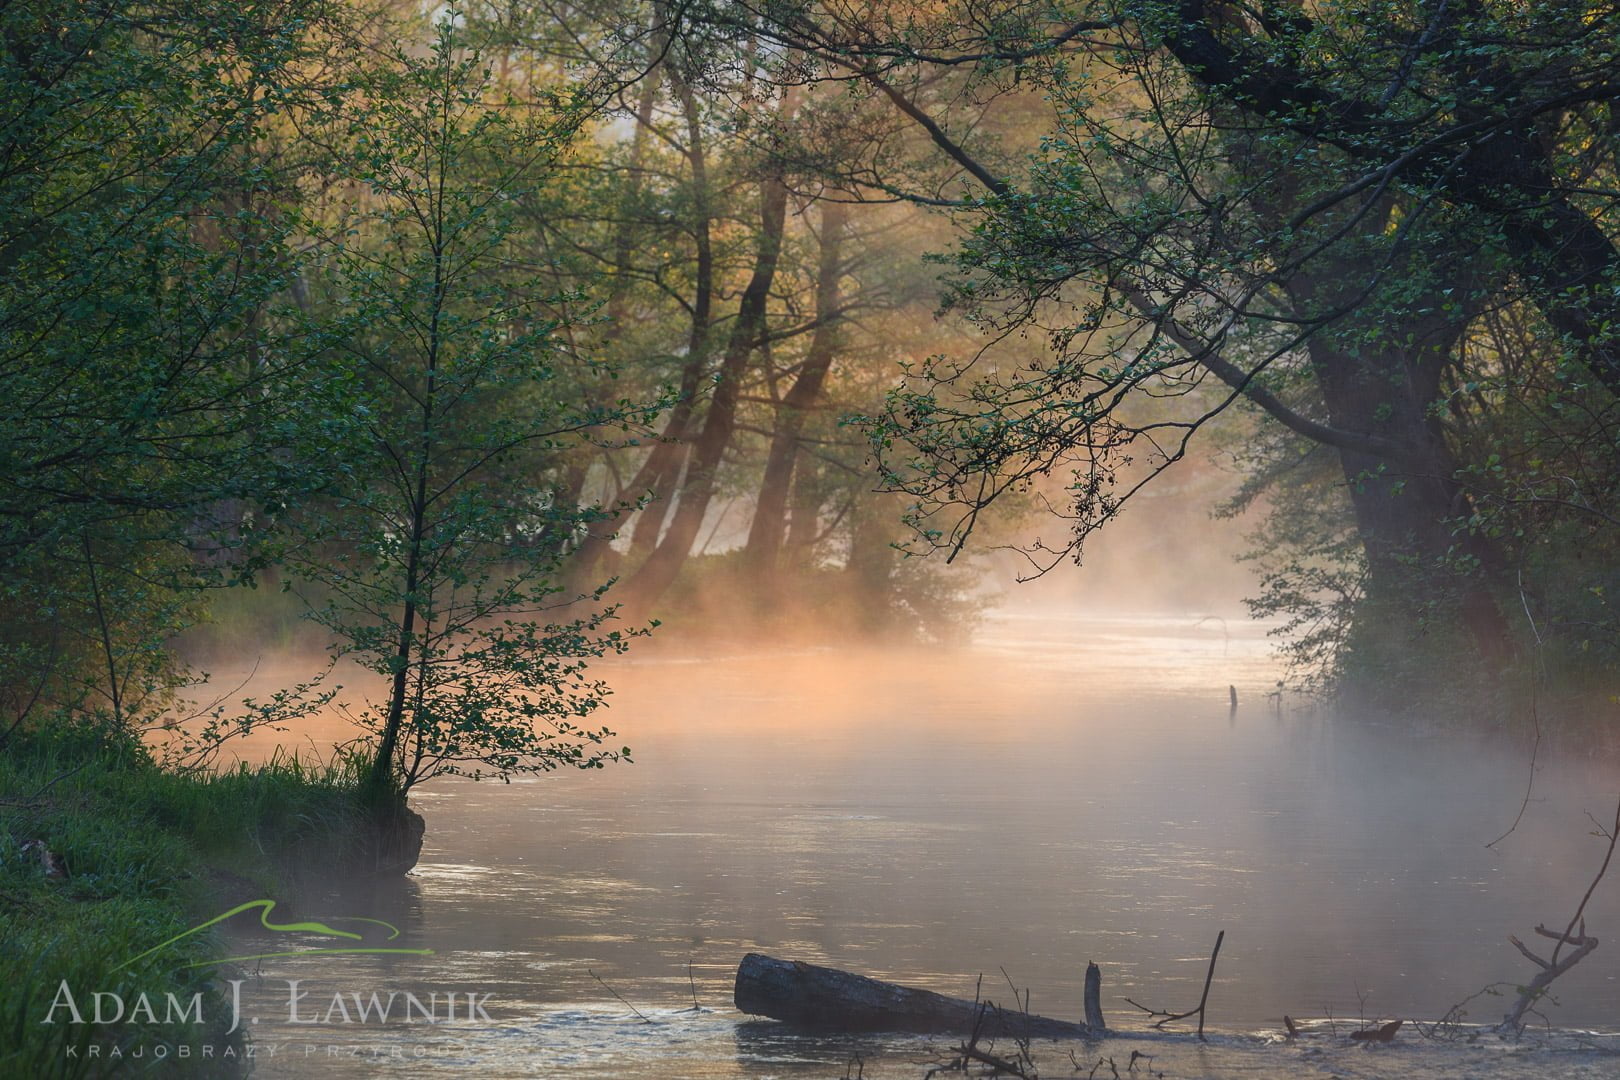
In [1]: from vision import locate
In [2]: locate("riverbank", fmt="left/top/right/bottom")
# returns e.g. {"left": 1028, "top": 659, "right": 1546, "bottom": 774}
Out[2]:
{"left": 0, "top": 726, "right": 402, "bottom": 1077}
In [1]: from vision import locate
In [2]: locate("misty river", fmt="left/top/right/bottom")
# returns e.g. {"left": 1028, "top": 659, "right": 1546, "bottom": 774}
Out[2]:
{"left": 220, "top": 611, "right": 1620, "bottom": 1078}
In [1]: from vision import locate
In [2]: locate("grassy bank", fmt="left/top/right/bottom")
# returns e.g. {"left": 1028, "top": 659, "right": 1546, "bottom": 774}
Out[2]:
{"left": 0, "top": 726, "right": 372, "bottom": 1078}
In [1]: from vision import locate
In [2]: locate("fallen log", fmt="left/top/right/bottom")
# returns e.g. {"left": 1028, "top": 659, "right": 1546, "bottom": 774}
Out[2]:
{"left": 1349, "top": 1019, "right": 1403, "bottom": 1043}
{"left": 734, "top": 953, "right": 1102, "bottom": 1039}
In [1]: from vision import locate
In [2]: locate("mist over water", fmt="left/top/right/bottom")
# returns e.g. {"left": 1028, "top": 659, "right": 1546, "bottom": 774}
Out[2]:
{"left": 201, "top": 608, "right": 1620, "bottom": 1077}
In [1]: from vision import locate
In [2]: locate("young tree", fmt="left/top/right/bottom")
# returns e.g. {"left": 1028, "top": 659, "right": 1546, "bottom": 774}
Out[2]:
{"left": 292, "top": 12, "right": 658, "bottom": 797}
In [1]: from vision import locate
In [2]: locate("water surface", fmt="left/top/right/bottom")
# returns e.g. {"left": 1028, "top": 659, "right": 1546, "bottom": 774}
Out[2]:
{"left": 221, "top": 612, "right": 1620, "bottom": 1077}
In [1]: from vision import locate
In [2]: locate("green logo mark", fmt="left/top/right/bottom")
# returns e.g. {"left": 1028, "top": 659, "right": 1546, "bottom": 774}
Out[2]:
{"left": 116, "top": 899, "right": 435, "bottom": 971}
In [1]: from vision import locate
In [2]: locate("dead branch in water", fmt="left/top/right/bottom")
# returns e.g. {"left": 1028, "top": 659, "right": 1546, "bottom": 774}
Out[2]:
{"left": 1084, "top": 962, "right": 1105, "bottom": 1032}
{"left": 925, "top": 982, "right": 1040, "bottom": 1079}
{"left": 1496, "top": 792, "right": 1619, "bottom": 1034}
{"left": 959, "top": 1003, "right": 1038, "bottom": 1078}
{"left": 1497, "top": 925, "right": 1598, "bottom": 1034}
{"left": 1485, "top": 688, "right": 1541, "bottom": 849}
{"left": 1123, "top": 930, "right": 1225, "bottom": 1039}
{"left": 677, "top": 958, "right": 706, "bottom": 1013}
{"left": 1349, "top": 1019, "right": 1403, "bottom": 1043}
{"left": 589, "top": 969, "right": 654, "bottom": 1024}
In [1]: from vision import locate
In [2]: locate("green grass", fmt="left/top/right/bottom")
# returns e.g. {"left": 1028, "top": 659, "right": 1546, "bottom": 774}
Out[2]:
{"left": 0, "top": 725, "right": 371, "bottom": 1078}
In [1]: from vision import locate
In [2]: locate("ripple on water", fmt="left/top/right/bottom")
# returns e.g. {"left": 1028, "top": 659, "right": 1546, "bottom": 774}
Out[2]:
{"left": 244, "top": 1012, "right": 1620, "bottom": 1079}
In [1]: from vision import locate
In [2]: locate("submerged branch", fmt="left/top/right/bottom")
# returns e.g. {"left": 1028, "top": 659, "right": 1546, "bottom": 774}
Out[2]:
{"left": 1497, "top": 793, "right": 1619, "bottom": 1033}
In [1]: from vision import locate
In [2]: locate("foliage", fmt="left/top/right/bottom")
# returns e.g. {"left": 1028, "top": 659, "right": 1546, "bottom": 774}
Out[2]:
{"left": 744, "top": 0, "right": 1620, "bottom": 686}
{"left": 285, "top": 13, "right": 660, "bottom": 794}
{"left": 1219, "top": 438, "right": 1366, "bottom": 693}
{"left": 0, "top": 0, "right": 356, "bottom": 750}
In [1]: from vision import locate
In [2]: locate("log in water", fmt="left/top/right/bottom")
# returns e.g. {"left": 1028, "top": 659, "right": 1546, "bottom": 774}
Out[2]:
{"left": 733, "top": 952, "right": 1102, "bottom": 1039}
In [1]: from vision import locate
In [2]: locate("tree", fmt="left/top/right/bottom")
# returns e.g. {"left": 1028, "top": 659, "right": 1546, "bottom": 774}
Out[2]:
{"left": 728, "top": 0, "right": 1620, "bottom": 677}
{"left": 289, "top": 12, "right": 658, "bottom": 796}
{"left": 622, "top": 157, "right": 793, "bottom": 606}
{"left": 0, "top": 0, "right": 352, "bottom": 740}
{"left": 421, "top": 3, "right": 1001, "bottom": 634}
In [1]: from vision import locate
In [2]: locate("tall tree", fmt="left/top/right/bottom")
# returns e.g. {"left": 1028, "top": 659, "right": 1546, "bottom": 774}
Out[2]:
{"left": 624, "top": 165, "right": 791, "bottom": 607}
{"left": 731, "top": 0, "right": 1619, "bottom": 668}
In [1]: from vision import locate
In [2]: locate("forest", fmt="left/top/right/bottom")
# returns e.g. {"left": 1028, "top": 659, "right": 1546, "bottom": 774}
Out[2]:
{"left": 2, "top": 0, "right": 1619, "bottom": 1074}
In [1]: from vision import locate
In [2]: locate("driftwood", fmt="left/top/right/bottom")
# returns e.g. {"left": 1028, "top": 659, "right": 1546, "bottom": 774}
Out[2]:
{"left": 1122, "top": 930, "right": 1225, "bottom": 1039}
{"left": 1500, "top": 924, "right": 1600, "bottom": 1031}
{"left": 1350, "top": 1019, "right": 1403, "bottom": 1043}
{"left": 1083, "top": 961, "right": 1105, "bottom": 1031}
{"left": 1497, "top": 794, "right": 1617, "bottom": 1034}
{"left": 734, "top": 953, "right": 1103, "bottom": 1039}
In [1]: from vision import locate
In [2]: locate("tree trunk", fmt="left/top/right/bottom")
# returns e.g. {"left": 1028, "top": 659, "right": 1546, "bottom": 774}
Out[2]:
{"left": 625, "top": 63, "right": 716, "bottom": 560}
{"left": 370, "top": 433, "right": 429, "bottom": 795}
{"left": 1286, "top": 261, "right": 1514, "bottom": 667}
{"left": 568, "top": 61, "right": 714, "bottom": 586}
{"left": 624, "top": 168, "right": 791, "bottom": 610}
{"left": 743, "top": 199, "right": 847, "bottom": 578}
{"left": 783, "top": 451, "right": 824, "bottom": 558}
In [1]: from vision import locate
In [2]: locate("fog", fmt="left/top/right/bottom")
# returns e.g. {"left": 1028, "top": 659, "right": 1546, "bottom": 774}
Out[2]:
{"left": 153, "top": 446, "right": 1620, "bottom": 1080}
{"left": 14, "top": 2, "right": 1618, "bottom": 1074}
{"left": 179, "top": 592, "right": 1620, "bottom": 1077}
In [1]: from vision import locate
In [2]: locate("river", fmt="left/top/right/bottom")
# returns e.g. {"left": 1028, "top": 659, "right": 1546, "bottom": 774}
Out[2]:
{"left": 217, "top": 611, "right": 1620, "bottom": 1077}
